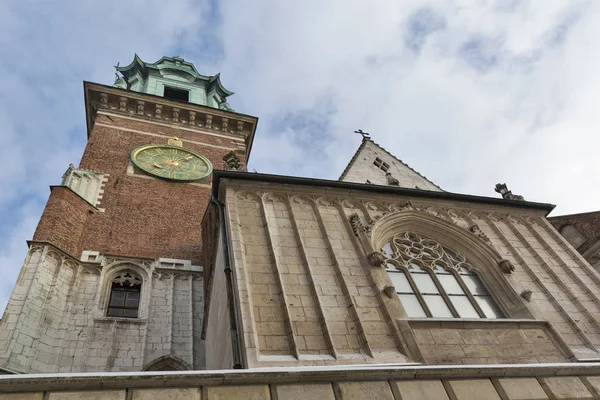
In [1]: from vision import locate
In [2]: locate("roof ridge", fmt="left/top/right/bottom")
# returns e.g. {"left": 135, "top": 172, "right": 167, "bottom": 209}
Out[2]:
{"left": 338, "top": 138, "right": 442, "bottom": 191}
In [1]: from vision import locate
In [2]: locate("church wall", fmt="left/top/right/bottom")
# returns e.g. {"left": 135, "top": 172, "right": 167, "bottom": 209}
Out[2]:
{"left": 204, "top": 230, "right": 234, "bottom": 370}
{"left": 341, "top": 140, "right": 440, "bottom": 191}
{"left": 0, "top": 245, "right": 204, "bottom": 373}
{"left": 220, "top": 179, "right": 600, "bottom": 367}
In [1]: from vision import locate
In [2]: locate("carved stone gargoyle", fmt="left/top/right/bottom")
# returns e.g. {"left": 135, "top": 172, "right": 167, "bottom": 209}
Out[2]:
{"left": 495, "top": 183, "right": 524, "bottom": 201}
{"left": 498, "top": 259, "right": 515, "bottom": 274}
{"left": 367, "top": 251, "right": 386, "bottom": 268}
{"left": 222, "top": 151, "right": 243, "bottom": 171}
{"left": 385, "top": 172, "right": 400, "bottom": 186}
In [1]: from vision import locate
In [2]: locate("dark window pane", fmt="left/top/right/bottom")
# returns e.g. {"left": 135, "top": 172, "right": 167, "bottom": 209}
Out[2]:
{"left": 107, "top": 308, "right": 123, "bottom": 317}
{"left": 476, "top": 296, "right": 503, "bottom": 318}
{"left": 163, "top": 86, "right": 189, "bottom": 102}
{"left": 122, "top": 309, "right": 138, "bottom": 318}
{"left": 387, "top": 271, "right": 413, "bottom": 293}
{"left": 399, "top": 294, "right": 427, "bottom": 317}
{"left": 462, "top": 274, "right": 489, "bottom": 296}
{"left": 423, "top": 295, "right": 453, "bottom": 317}
{"left": 437, "top": 274, "right": 464, "bottom": 295}
{"left": 109, "top": 291, "right": 125, "bottom": 306}
{"left": 411, "top": 273, "right": 439, "bottom": 294}
{"left": 125, "top": 292, "right": 140, "bottom": 308}
{"left": 449, "top": 296, "right": 480, "bottom": 318}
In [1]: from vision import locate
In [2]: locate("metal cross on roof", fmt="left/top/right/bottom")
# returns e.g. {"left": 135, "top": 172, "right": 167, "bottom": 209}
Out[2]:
{"left": 354, "top": 129, "right": 370, "bottom": 138}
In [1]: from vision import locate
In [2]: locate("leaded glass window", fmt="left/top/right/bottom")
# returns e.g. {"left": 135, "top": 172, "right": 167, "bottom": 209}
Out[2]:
{"left": 107, "top": 271, "right": 142, "bottom": 318}
{"left": 382, "top": 232, "right": 503, "bottom": 319}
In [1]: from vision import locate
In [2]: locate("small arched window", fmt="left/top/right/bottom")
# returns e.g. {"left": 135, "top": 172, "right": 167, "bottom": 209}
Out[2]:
{"left": 107, "top": 271, "right": 142, "bottom": 318}
{"left": 382, "top": 232, "right": 503, "bottom": 319}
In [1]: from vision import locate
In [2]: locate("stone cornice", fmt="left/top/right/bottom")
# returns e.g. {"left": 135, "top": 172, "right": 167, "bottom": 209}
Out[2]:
{"left": 83, "top": 82, "right": 260, "bottom": 161}
{"left": 2, "top": 363, "right": 600, "bottom": 392}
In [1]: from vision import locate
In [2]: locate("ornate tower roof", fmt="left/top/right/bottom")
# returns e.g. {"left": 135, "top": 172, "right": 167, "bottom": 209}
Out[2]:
{"left": 114, "top": 54, "right": 234, "bottom": 111}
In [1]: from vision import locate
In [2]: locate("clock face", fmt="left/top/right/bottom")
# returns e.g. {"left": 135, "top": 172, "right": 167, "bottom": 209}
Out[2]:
{"left": 131, "top": 144, "right": 212, "bottom": 181}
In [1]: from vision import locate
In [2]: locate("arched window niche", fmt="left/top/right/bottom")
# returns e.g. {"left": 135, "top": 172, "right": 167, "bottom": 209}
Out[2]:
{"left": 98, "top": 262, "right": 150, "bottom": 320}
{"left": 370, "top": 210, "right": 532, "bottom": 319}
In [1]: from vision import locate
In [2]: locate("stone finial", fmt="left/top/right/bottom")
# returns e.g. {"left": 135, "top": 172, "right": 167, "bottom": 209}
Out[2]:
{"left": 367, "top": 251, "right": 386, "bottom": 268}
{"left": 495, "top": 183, "right": 524, "bottom": 201}
{"left": 222, "top": 151, "right": 243, "bottom": 171}
{"left": 385, "top": 172, "right": 400, "bottom": 186}
{"left": 520, "top": 289, "right": 533, "bottom": 301}
{"left": 498, "top": 259, "right": 515, "bottom": 274}
{"left": 383, "top": 285, "right": 395, "bottom": 298}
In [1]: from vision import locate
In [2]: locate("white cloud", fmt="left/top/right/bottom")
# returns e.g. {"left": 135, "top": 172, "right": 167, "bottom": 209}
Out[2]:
{"left": 1, "top": 0, "right": 599, "bottom": 312}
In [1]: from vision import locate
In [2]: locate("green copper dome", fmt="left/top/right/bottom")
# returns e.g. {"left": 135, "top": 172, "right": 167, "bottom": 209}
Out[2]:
{"left": 114, "top": 54, "right": 234, "bottom": 111}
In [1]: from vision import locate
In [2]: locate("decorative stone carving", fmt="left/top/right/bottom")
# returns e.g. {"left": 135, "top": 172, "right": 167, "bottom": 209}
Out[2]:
{"left": 223, "top": 151, "right": 243, "bottom": 171}
{"left": 495, "top": 183, "right": 525, "bottom": 201}
{"left": 155, "top": 104, "right": 162, "bottom": 119}
{"left": 222, "top": 117, "right": 229, "bottom": 131}
{"left": 237, "top": 120, "right": 244, "bottom": 134}
{"left": 136, "top": 100, "right": 145, "bottom": 115}
{"left": 498, "top": 259, "right": 515, "bottom": 273}
{"left": 189, "top": 111, "right": 196, "bottom": 125}
{"left": 206, "top": 115, "right": 213, "bottom": 129}
{"left": 385, "top": 172, "right": 400, "bottom": 186}
{"left": 383, "top": 285, "right": 395, "bottom": 298}
{"left": 520, "top": 289, "right": 533, "bottom": 301}
{"left": 399, "top": 200, "right": 414, "bottom": 210}
{"left": 119, "top": 97, "right": 127, "bottom": 112}
{"left": 100, "top": 93, "right": 108, "bottom": 107}
{"left": 349, "top": 213, "right": 365, "bottom": 236}
{"left": 112, "top": 272, "right": 142, "bottom": 287}
{"left": 469, "top": 224, "right": 491, "bottom": 243}
{"left": 168, "top": 137, "right": 183, "bottom": 147}
{"left": 172, "top": 108, "right": 180, "bottom": 122}
{"left": 367, "top": 251, "right": 386, "bottom": 268}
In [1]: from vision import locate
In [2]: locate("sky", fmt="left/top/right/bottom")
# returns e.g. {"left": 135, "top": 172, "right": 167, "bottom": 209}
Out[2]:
{"left": 0, "top": 0, "right": 598, "bottom": 313}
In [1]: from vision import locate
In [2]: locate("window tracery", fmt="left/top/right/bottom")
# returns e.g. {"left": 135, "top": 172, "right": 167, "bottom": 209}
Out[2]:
{"left": 107, "top": 271, "right": 142, "bottom": 318}
{"left": 382, "top": 232, "right": 502, "bottom": 319}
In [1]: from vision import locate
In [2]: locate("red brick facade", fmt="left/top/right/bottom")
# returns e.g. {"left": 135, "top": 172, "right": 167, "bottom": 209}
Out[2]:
{"left": 33, "top": 104, "right": 253, "bottom": 265}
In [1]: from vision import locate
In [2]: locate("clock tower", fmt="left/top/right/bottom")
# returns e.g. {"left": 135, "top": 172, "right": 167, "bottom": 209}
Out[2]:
{"left": 0, "top": 55, "right": 257, "bottom": 373}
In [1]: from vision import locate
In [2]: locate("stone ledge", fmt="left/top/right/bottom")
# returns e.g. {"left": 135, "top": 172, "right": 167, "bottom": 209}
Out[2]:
{"left": 3, "top": 363, "right": 600, "bottom": 393}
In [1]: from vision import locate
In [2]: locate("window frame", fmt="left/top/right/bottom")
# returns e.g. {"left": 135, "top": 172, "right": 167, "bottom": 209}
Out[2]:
{"left": 382, "top": 234, "right": 504, "bottom": 319}
{"left": 105, "top": 270, "right": 143, "bottom": 319}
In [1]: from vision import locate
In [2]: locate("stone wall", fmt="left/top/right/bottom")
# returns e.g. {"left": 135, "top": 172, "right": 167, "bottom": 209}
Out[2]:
{"left": 410, "top": 320, "right": 572, "bottom": 365}
{"left": 340, "top": 139, "right": 441, "bottom": 191}
{"left": 219, "top": 178, "right": 600, "bottom": 367}
{"left": 0, "top": 244, "right": 204, "bottom": 373}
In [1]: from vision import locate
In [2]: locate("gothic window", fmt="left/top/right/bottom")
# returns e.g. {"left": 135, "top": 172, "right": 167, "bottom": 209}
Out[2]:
{"left": 373, "top": 157, "right": 390, "bottom": 172}
{"left": 107, "top": 271, "right": 142, "bottom": 318}
{"left": 382, "top": 232, "right": 503, "bottom": 319}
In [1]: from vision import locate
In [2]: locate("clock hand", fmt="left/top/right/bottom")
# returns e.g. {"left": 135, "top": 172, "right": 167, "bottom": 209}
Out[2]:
{"left": 153, "top": 163, "right": 163, "bottom": 169}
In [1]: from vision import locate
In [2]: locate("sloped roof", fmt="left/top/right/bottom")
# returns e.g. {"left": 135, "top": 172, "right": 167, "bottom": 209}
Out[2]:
{"left": 338, "top": 137, "right": 443, "bottom": 191}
